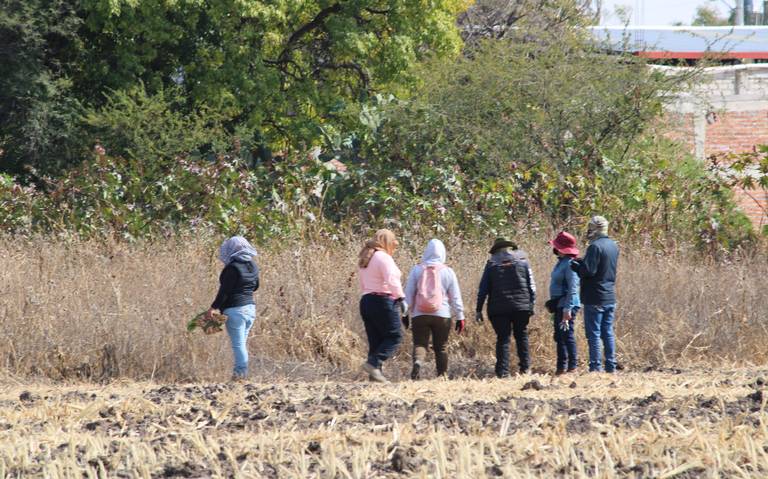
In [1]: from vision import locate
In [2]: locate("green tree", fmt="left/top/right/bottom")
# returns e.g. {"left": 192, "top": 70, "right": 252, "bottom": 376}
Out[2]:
{"left": 692, "top": 3, "right": 731, "bottom": 26}
{"left": 458, "top": 0, "right": 596, "bottom": 44}
{"left": 75, "top": 0, "right": 470, "bottom": 151}
{"left": 339, "top": 21, "right": 751, "bottom": 246}
{"left": 81, "top": 84, "right": 233, "bottom": 163}
{"left": 0, "top": 0, "right": 84, "bottom": 174}
{"left": 390, "top": 27, "right": 684, "bottom": 181}
{"left": 1, "top": 1, "right": 470, "bottom": 175}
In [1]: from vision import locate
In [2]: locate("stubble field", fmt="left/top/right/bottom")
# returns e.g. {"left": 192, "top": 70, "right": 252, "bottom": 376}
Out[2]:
{"left": 1, "top": 369, "right": 767, "bottom": 478}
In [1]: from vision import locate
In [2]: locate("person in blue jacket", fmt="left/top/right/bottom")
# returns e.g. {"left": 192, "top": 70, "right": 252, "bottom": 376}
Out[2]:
{"left": 547, "top": 231, "right": 581, "bottom": 375}
{"left": 571, "top": 216, "right": 619, "bottom": 373}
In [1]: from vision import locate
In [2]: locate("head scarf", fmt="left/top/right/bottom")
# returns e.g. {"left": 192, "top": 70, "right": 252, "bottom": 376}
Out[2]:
{"left": 587, "top": 215, "right": 609, "bottom": 242}
{"left": 421, "top": 239, "right": 447, "bottom": 266}
{"left": 358, "top": 229, "right": 398, "bottom": 268}
{"left": 219, "top": 236, "right": 258, "bottom": 265}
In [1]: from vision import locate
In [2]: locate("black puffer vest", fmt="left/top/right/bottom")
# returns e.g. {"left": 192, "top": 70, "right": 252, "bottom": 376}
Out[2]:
{"left": 487, "top": 256, "right": 532, "bottom": 315}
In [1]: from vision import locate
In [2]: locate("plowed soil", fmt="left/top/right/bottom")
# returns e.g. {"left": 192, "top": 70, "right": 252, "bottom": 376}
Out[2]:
{"left": 1, "top": 369, "right": 767, "bottom": 478}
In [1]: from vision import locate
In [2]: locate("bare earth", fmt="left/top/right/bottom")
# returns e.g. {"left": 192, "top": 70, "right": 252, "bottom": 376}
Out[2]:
{"left": 1, "top": 369, "right": 767, "bottom": 478}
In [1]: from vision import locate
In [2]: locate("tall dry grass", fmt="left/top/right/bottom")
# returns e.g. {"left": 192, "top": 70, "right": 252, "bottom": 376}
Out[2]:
{"left": 1, "top": 235, "right": 767, "bottom": 382}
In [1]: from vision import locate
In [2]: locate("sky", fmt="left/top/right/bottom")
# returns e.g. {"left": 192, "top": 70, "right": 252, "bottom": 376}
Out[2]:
{"left": 599, "top": 0, "right": 737, "bottom": 25}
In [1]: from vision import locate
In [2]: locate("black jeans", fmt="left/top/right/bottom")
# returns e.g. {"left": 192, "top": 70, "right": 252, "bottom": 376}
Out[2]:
{"left": 553, "top": 309, "right": 578, "bottom": 371}
{"left": 489, "top": 311, "right": 531, "bottom": 377}
{"left": 360, "top": 294, "right": 403, "bottom": 369}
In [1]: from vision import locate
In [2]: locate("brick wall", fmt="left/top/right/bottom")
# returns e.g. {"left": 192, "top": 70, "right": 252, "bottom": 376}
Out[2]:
{"left": 739, "top": 189, "right": 768, "bottom": 230}
{"left": 704, "top": 110, "right": 768, "bottom": 229}
{"left": 704, "top": 111, "right": 768, "bottom": 157}
{"left": 664, "top": 109, "right": 768, "bottom": 230}
{"left": 659, "top": 64, "right": 768, "bottom": 230}
{"left": 706, "top": 110, "right": 768, "bottom": 230}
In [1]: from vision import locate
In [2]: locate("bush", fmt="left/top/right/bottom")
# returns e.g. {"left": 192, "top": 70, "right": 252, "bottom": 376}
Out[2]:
{"left": 81, "top": 85, "right": 234, "bottom": 163}
{"left": 0, "top": 7, "right": 757, "bottom": 251}
{"left": 0, "top": 147, "right": 351, "bottom": 241}
{"left": 326, "top": 28, "right": 755, "bottom": 248}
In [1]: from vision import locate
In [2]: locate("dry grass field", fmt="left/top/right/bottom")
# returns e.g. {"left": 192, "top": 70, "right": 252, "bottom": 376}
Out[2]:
{"left": 1, "top": 236, "right": 768, "bottom": 477}
{"left": 1, "top": 236, "right": 767, "bottom": 382}
{"left": 0, "top": 370, "right": 766, "bottom": 478}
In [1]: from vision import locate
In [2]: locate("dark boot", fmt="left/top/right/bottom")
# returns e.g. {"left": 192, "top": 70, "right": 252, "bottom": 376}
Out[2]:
{"left": 411, "top": 361, "right": 422, "bottom": 380}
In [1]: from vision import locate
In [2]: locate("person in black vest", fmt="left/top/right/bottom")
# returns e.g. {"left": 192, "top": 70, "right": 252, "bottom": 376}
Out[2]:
{"left": 206, "top": 236, "right": 260, "bottom": 381}
{"left": 475, "top": 237, "right": 536, "bottom": 377}
{"left": 570, "top": 216, "right": 619, "bottom": 373}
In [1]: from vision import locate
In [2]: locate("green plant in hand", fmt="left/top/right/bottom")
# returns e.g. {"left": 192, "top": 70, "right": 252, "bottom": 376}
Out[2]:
{"left": 187, "top": 311, "right": 228, "bottom": 335}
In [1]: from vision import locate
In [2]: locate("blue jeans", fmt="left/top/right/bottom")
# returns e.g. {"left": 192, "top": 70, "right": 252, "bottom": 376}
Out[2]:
{"left": 553, "top": 309, "right": 578, "bottom": 371}
{"left": 583, "top": 304, "right": 616, "bottom": 372}
{"left": 224, "top": 304, "right": 256, "bottom": 378}
{"left": 360, "top": 294, "right": 403, "bottom": 369}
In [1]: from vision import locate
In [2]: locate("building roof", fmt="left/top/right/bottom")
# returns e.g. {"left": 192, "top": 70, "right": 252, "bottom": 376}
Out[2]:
{"left": 590, "top": 26, "right": 768, "bottom": 59}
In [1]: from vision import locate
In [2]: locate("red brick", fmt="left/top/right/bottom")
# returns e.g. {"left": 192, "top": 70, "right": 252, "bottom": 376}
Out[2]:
{"left": 663, "top": 110, "right": 768, "bottom": 228}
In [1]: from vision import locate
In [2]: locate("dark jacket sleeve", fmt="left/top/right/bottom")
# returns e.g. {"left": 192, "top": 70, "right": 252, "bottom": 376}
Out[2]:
{"left": 211, "top": 265, "right": 238, "bottom": 310}
{"left": 254, "top": 263, "right": 260, "bottom": 291}
{"left": 476, "top": 263, "right": 491, "bottom": 312}
{"left": 576, "top": 243, "right": 600, "bottom": 279}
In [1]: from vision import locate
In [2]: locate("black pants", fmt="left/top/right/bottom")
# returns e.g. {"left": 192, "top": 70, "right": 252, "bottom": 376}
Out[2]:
{"left": 553, "top": 309, "right": 578, "bottom": 371}
{"left": 360, "top": 294, "right": 403, "bottom": 369}
{"left": 489, "top": 311, "right": 531, "bottom": 377}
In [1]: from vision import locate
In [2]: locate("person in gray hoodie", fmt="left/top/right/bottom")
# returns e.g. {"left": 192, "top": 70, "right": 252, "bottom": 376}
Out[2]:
{"left": 476, "top": 237, "right": 536, "bottom": 377}
{"left": 404, "top": 239, "right": 465, "bottom": 379}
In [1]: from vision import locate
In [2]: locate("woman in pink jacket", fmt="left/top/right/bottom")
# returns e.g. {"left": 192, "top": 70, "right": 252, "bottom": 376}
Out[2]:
{"left": 358, "top": 229, "right": 406, "bottom": 383}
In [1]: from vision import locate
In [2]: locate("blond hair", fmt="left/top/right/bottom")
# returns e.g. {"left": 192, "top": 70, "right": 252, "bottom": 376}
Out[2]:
{"left": 358, "top": 229, "right": 398, "bottom": 268}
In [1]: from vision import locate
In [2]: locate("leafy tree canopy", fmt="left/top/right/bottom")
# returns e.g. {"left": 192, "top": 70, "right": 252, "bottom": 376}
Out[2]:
{"left": 0, "top": 0, "right": 470, "bottom": 174}
{"left": 76, "top": 0, "right": 470, "bottom": 147}
{"left": 692, "top": 2, "right": 731, "bottom": 26}
{"left": 0, "top": 0, "right": 84, "bottom": 173}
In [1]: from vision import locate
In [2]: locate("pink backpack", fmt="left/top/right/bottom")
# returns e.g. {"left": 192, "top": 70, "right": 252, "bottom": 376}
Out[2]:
{"left": 415, "top": 264, "right": 446, "bottom": 313}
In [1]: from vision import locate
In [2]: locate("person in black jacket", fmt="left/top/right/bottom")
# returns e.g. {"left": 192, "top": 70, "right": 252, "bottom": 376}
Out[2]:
{"left": 476, "top": 237, "right": 536, "bottom": 377}
{"left": 206, "top": 236, "right": 260, "bottom": 381}
{"left": 571, "top": 216, "right": 619, "bottom": 373}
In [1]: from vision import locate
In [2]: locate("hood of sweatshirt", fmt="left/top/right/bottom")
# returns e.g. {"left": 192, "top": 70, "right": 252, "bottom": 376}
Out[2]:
{"left": 421, "top": 239, "right": 447, "bottom": 265}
